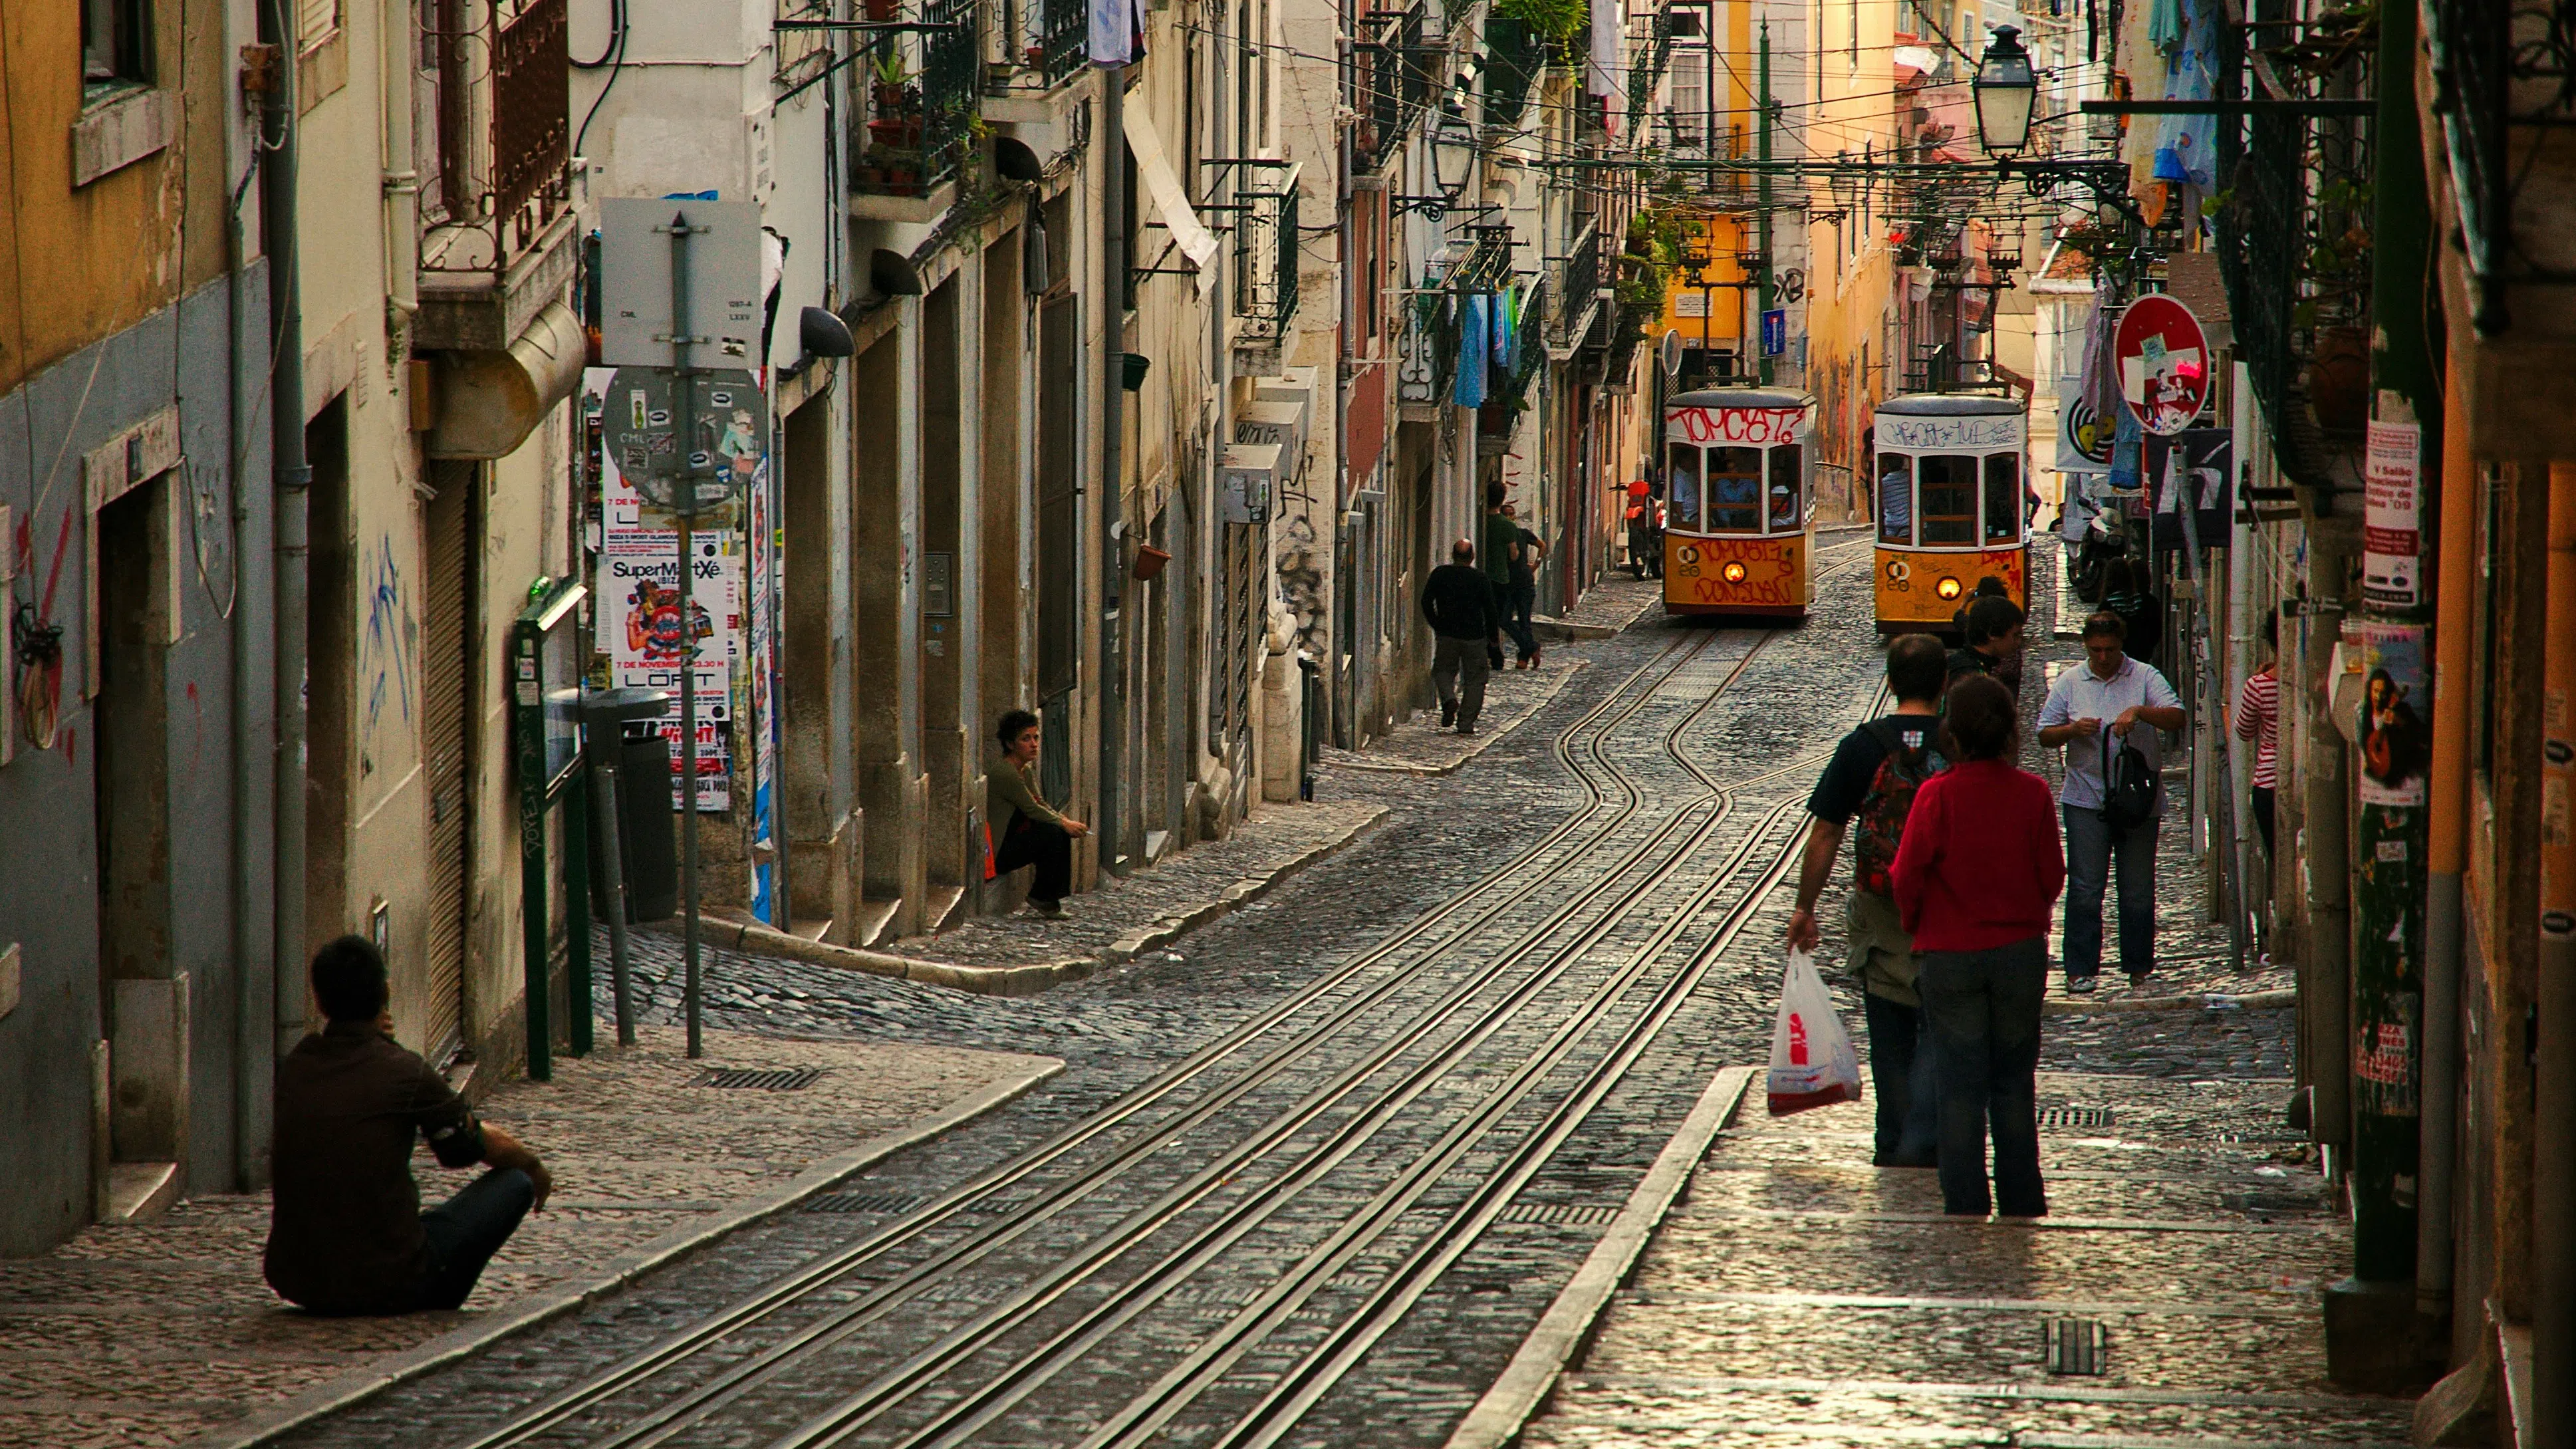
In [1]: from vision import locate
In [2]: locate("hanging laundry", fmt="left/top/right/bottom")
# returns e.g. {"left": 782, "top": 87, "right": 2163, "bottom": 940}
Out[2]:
{"left": 1492, "top": 288, "right": 1517, "bottom": 376}
{"left": 1455, "top": 292, "right": 1489, "bottom": 408}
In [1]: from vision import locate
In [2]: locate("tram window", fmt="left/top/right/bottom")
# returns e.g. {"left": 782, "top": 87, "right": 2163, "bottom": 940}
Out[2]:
{"left": 1767, "top": 444, "right": 1802, "bottom": 531}
{"left": 1983, "top": 453, "right": 2021, "bottom": 542}
{"left": 1875, "top": 454, "right": 1912, "bottom": 545}
{"left": 1668, "top": 473, "right": 1702, "bottom": 531}
{"left": 1916, "top": 455, "right": 1979, "bottom": 545}
{"left": 1666, "top": 441, "right": 1701, "bottom": 498}
{"left": 1706, "top": 447, "right": 1762, "bottom": 531}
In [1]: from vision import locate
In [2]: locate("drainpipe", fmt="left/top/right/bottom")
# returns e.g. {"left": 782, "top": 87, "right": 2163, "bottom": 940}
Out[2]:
{"left": 262, "top": 0, "right": 311, "bottom": 1063}
{"left": 227, "top": 71, "right": 267, "bottom": 1192}
{"left": 1099, "top": 67, "right": 1125, "bottom": 878}
{"left": 382, "top": 0, "right": 420, "bottom": 330}
{"left": 2536, "top": 464, "right": 2576, "bottom": 1449}
{"left": 2303, "top": 541, "right": 2351, "bottom": 1160}
{"left": 2418, "top": 359, "right": 2472, "bottom": 1323}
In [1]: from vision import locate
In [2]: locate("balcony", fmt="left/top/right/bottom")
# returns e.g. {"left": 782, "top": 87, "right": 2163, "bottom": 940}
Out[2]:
{"left": 985, "top": 0, "right": 1086, "bottom": 96}
{"left": 416, "top": 0, "right": 579, "bottom": 354}
{"left": 1623, "top": 3, "right": 1674, "bottom": 140}
{"left": 1396, "top": 226, "right": 1516, "bottom": 411}
{"left": 1481, "top": 15, "right": 1545, "bottom": 136}
{"left": 852, "top": 0, "right": 979, "bottom": 217}
{"left": 1548, "top": 217, "right": 1603, "bottom": 350}
{"left": 1354, "top": 0, "right": 1431, "bottom": 175}
{"left": 1233, "top": 164, "right": 1303, "bottom": 343}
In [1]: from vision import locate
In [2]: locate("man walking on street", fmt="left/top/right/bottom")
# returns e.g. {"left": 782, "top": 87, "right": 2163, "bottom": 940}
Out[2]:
{"left": 1503, "top": 501, "right": 1547, "bottom": 668}
{"left": 1788, "top": 633, "right": 1952, "bottom": 1167}
{"left": 1422, "top": 538, "right": 1501, "bottom": 734}
{"left": 1480, "top": 482, "right": 1521, "bottom": 669}
{"left": 2037, "top": 610, "right": 2188, "bottom": 991}
{"left": 1947, "top": 593, "right": 2026, "bottom": 699}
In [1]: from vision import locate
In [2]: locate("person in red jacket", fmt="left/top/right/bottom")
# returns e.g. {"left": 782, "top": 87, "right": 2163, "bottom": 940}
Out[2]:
{"left": 1890, "top": 673, "right": 2067, "bottom": 1218}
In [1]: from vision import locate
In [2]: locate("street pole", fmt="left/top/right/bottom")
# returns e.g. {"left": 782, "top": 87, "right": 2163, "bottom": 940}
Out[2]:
{"left": 1756, "top": 21, "right": 1773, "bottom": 386}
{"left": 1100, "top": 68, "right": 1126, "bottom": 880}
{"left": 666, "top": 210, "right": 707, "bottom": 1060}
{"left": 2542, "top": 464, "right": 2576, "bottom": 1449}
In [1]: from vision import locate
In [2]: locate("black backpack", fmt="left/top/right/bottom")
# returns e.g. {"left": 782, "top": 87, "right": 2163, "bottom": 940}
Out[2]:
{"left": 2101, "top": 732, "right": 2159, "bottom": 835}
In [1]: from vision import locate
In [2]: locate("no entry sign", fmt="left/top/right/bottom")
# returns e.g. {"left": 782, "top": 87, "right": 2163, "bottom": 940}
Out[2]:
{"left": 2115, "top": 295, "right": 2211, "bottom": 436}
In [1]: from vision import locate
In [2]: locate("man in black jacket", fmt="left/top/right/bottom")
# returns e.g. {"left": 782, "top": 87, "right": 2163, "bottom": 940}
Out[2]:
{"left": 1421, "top": 537, "right": 1502, "bottom": 733}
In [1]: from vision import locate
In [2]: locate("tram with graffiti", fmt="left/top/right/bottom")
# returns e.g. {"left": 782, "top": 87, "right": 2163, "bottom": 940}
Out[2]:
{"left": 1868, "top": 393, "right": 2031, "bottom": 634}
{"left": 1659, "top": 386, "right": 1819, "bottom": 619}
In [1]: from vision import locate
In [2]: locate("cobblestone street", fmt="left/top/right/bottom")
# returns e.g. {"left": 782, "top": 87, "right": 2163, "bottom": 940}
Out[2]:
{"left": 100, "top": 544, "right": 2376, "bottom": 1449}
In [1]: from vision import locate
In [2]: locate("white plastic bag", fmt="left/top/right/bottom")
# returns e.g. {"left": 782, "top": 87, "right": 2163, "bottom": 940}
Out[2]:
{"left": 1767, "top": 948, "right": 1863, "bottom": 1116}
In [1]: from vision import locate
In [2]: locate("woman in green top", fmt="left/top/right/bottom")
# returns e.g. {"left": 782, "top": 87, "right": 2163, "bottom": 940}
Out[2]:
{"left": 989, "top": 710, "right": 1089, "bottom": 916}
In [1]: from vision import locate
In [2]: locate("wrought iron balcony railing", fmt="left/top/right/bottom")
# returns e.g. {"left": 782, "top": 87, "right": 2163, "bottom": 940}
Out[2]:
{"left": 1624, "top": 3, "right": 1674, "bottom": 139}
{"left": 1548, "top": 217, "right": 1601, "bottom": 345}
{"left": 1481, "top": 15, "right": 1545, "bottom": 136}
{"left": 987, "top": 0, "right": 1085, "bottom": 93}
{"left": 856, "top": 0, "right": 979, "bottom": 200}
{"left": 420, "top": 0, "right": 574, "bottom": 280}
{"left": 2424, "top": 0, "right": 2576, "bottom": 333}
{"left": 1233, "top": 164, "right": 1304, "bottom": 340}
{"left": 1354, "top": 0, "right": 1432, "bottom": 175}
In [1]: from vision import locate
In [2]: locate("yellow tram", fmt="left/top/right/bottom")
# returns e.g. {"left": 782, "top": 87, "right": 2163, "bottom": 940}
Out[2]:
{"left": 1660, "top": 386, "right": 1819, "bottom": 619}
{"left": 1868, "top": 393, "right": 2031, "bottom": 634}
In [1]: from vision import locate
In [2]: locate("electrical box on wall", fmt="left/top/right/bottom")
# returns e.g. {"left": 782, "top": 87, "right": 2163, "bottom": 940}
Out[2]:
{"left": 1221, "top": 444, "right": 1281, "bottom": 525}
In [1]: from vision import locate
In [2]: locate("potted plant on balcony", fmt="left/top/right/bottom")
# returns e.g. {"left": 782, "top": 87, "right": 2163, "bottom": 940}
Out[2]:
{"left": 871, "top": 50, "right": 916, "bottom": 115}
{"left": 874, "top": 146, "right": 926, "bottom": 197}
{"left": 864, "top": 0, "right": 898, "bottom": 21}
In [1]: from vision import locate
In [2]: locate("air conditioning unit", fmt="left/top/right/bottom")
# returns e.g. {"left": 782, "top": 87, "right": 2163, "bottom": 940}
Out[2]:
{"left": 1221, "top": 443, "right": 1282, "bottom": 524}
{"left": 1235, "top": 401, "right": 1306, "bottom": 473}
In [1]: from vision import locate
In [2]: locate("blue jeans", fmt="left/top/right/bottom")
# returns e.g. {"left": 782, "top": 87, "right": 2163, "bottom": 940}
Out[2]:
{"left": 2061, "top": 804, "right": 2158, "bottom": 980}
{"left": 1861, "top": 990, "right": 1940, "bottom": 1167}
{"left": 1917, "top": 938, "right": 2049, "bottom": 1217}
{"left": 416, "top": 1168, "right": 537, "bottom": 1310}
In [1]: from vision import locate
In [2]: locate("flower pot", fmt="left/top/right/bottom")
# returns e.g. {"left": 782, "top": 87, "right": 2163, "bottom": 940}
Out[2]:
{"left": 874, "top": 82, "right": 906, "bottom": 111}
{"left": 1025, "top": 45, "right": 1046, "bottom": 66}
{"left": 1130, "top": 545, "right": 1172, "bottom": 581}
{"left": 863, "top": 0, "right": 897, "bottom": 19}
{"left": 2306, "top": 325, "right": 2370, "bottom": 434}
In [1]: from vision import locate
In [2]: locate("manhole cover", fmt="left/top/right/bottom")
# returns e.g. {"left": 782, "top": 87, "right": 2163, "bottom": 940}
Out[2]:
{"left": 2044, "top": 1316, "right": 2107, "bottom": 1375}
{"left": 2037, "top": 1106, "right": 2113, "bottom": 1130}
{"left": 692, "top": 1067, "right": 825, "bottom": 1091}
{"left": 804, "top": 1192, "right": 930, "bottom": 1215}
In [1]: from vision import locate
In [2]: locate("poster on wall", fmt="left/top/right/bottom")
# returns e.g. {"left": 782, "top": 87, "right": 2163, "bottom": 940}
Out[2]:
{"left": 745, "top": 453, "right": 781, "bottom": 923}
{"left": 2145, "top": 429, "right": 2232, "bottom": 551}
{"left": 2363, "top": 420, "right": 2422, "bottom": 608}
{"left": 2346, "top": 621, "right": 2429, "bottom": 808}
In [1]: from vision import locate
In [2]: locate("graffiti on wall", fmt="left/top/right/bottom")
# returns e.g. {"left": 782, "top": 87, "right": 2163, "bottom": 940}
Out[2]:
{"left": 1274, "top": 511, "right": 1328, "bottom": 658}
{"left": 360, "top": 533, "right": 415, "bottom": 769}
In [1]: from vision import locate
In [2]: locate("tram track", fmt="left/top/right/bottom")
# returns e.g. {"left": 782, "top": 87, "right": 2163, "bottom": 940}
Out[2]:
{"left": 448, "top": 626, "right": 1761, "bottom": 1449}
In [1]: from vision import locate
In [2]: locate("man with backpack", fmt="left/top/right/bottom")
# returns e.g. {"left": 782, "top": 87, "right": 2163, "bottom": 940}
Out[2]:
{"left": 1787, "top": 633, "right": 1951, "bottom": 1167}
{"left": 2037, "top": 610, "right": 2188, "bottom": 993}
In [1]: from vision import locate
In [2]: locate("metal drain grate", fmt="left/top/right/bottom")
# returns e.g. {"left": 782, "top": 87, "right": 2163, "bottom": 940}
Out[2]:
{"left": 691, "top": 1067, "right": 825, "bottom": 1091}
{"left": 1497, "top": 1202, "right": 1625, "bottom": 1227}
{"left": 2044, "top": 1316, "right": 2108, "bottom": 1375}
{"left": 803, "top": 1192, "right": 930, "bottom": 1215}
{"left": 2037, "top": 1106, "right": 2114, "bottom": 1130}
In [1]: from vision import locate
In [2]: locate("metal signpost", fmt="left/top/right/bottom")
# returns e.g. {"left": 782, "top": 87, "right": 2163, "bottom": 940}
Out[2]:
{"left": 599, "top": 198, "right": 764, "bottom": 1059}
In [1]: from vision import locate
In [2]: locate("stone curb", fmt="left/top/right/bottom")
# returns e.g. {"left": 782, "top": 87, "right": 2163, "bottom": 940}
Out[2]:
{"left": 183, "top": 1058, "right": 1064, "bottom": 1449}
{"left": 1528, "top": 613, "right": 1618, "bottom": 642}
{"left": 2042, "top": 987, "right": 2297, "bottom": 1017}
{"left": 651, "top": 917, "right": 1097, "bottom": 997}
{"left": 1327, "top": 662, "right": 1591, "bottom": 777}
{"left": 1441, "top": 1065, "right": 1757, "bottom": 1449}
{"left": 1096, "top": 805, "right": 1389, "bottom": 966}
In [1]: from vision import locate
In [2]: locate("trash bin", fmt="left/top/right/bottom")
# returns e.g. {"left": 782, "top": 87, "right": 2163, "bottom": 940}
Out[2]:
{"left": 614, "top": 724, "right": 679, "bottom": 922}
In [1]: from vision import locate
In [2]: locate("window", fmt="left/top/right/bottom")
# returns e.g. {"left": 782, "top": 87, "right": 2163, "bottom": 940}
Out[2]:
{"left": 1666, "top": 440, "right": 1701, "bottom": 503}
{"left": 1706, "top": 448, "right": 1762, "bottom": 531}
{"left": 82, "top": 0, "right": 150, "bottom": 90}
{"left": 1768, "top": 444, "right": 1802, "bottom": 531}
{"left": 301, "top": 0, "right": 341, "bottom": 49}
{"left": 1916, "top": 455, "right": 1979, "bottom": 545}
{"left": 1875, "top": 453, "right": 1912, "bottom": 544}
{"left": 1983, "top": 452, "right": 2021, "bottom": 543}
{"left": 1668, "top": 473, "right": 1702, "bottom": 531}
{"left": 1668, "top": 50, "right": 1707, "bottom": 152}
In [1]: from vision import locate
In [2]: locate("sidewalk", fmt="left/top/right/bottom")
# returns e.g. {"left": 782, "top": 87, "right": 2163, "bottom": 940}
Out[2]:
{"left": 0, "top": 1029, "right": 1057, "bottom": 1449}
{"left": 1512, "top": 1071, "right": 2415, "bottom": 1448}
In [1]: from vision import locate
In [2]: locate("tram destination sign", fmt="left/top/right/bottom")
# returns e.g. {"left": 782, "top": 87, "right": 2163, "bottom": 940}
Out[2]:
{"left": 2115, "top": 295, "right": 2211, "bottom": 436}
{"left": 1875, "top": 413, "right": 2023, "bottom": 451}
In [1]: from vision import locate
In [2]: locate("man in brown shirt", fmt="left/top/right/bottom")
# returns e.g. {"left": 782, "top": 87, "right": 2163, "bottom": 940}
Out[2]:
{"left": 264, "top": 936, "right": 551, "bottom": 1315}
{"left": 988, "top": 708, "right": 1088, "bottom": 916}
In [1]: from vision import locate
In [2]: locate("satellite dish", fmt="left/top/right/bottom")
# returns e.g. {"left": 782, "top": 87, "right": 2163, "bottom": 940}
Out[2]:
{"left": 1660, "top": 329, "right": 1684, "bottom": 376}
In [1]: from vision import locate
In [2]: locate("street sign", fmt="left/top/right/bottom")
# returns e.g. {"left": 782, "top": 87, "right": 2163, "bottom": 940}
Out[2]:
{"left": 1659, "top": 329, "right": 1683, "bottom": 376}
{"left": 602, "top": 367, "right": 767, "bottom": 515}
{"left": 1761, "top": 308, "right": 1787, "bottom": 358}
{"left": 599, "top": 198, "right": 764, "bottom": 368}
{"left": 2113, "top": 294, "right": 2210, "bottom": 436}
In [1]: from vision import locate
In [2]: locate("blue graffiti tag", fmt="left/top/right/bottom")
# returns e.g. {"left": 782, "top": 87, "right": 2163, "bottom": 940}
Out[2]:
{"left": 361, "top": 534, "right": 415, "bottom": 737}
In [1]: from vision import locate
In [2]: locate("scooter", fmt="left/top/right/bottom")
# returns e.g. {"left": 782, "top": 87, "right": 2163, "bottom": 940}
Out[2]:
{"left": 2073, "top": 500, "right": 2132, "bottom": 604}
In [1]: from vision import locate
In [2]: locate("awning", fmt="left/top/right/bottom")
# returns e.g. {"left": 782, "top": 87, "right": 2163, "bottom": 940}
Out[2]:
{"left": 1124, "top": 106, "right": 1218, "bottom": 290}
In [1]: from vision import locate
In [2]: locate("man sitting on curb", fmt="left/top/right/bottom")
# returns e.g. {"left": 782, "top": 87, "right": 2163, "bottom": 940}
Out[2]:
{"left": 265, "top": 936, "right": 551, "bottom": 1315}
{"left": 990, "top": 707, "right": 1090, "bottom": 918}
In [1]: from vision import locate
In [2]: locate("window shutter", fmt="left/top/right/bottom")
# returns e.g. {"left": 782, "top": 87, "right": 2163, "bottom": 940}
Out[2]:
{"left": 301, "top": 0, "right": 339, "bottom": 47}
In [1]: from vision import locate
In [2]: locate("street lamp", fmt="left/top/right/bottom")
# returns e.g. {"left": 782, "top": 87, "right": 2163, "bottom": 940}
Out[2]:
{"left": 1431, "top": 113, "right": 1479, "bottom": 199}
{"left": 1972, "top": 26, "right": 2037, "bottom": 158}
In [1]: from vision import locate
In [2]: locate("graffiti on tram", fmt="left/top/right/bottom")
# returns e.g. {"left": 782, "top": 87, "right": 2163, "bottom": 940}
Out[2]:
{"left": 1667, "top": 407, "right": 1806, "bottom": 446}
{"left": 1874, "top": 547, "right": 2027, "bottom": 614}
{"left": 1672, "top": 537, "right": 1805, "bottom": 607}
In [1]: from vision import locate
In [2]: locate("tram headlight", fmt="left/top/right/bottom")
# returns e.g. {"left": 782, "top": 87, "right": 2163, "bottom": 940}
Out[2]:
{"left": 1935, "top": 575, "right": 1964, "bottom": 600}
{"left": 1722, "top": 561, "right": 1748, "bottom": 583}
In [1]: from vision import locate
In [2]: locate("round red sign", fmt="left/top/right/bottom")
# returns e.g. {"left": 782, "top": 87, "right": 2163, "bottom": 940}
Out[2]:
{"left": 2113, "top": 294, "right": 2211, "bottom": 436}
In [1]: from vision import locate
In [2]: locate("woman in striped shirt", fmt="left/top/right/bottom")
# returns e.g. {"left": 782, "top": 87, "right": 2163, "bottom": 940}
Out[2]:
{"left": 2234, "top": 614, "right": 2281, "bottom": 855}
